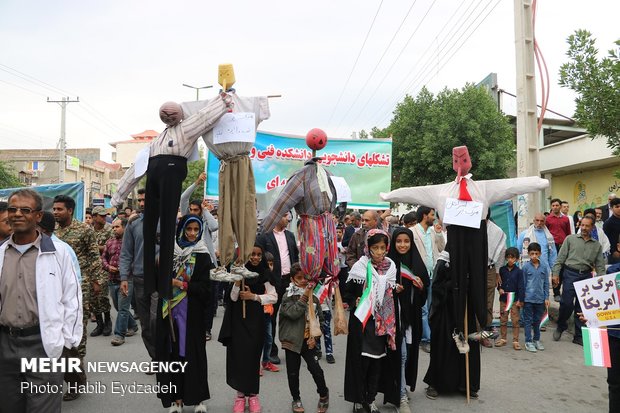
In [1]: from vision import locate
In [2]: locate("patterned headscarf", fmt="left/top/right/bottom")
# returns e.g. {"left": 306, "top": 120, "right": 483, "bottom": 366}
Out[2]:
{"left": 176, "top": 215, "right": 204, "bottom": 248}
{"left": 364, "top": 228, "right": 391, "bottom": 273}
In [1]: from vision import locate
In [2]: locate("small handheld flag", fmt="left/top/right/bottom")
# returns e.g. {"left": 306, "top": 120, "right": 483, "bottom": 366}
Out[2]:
{"left": 400, "top": 264, "right": 424, "bottom": 290}
{"left": 354, "top": 262, "right": 373, "bottom": 330}
{"left": 539, "top": 311, "right": 549, "bottom": 329}
{"left": 313, "top": 280, "right": 330, "bottom": 304}
{"left": 504, "top": 292, "right": 516, "bottom": 312}
{"left": 582, "top": 327, "right": 611, "bottom": 367}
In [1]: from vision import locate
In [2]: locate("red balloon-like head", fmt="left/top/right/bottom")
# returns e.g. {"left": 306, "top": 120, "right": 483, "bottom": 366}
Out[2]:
{"left": 306, "top": 128, "right": 328, "bottom": 151}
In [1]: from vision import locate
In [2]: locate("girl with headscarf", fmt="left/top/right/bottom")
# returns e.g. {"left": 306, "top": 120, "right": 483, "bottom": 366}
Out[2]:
{"left": 218, "top": 244, "right": 277, "bottom": 413}
{"left": 344, "top": 229, "right": 401, "bottom": 413}
{"left": 388, "top": 227, "right": 430, "bottom": 413}
{"left": 156, "top": 214, "right": 213, "bottom": 413}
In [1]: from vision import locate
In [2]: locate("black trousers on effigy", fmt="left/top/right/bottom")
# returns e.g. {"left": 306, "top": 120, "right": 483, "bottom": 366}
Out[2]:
{"left": 143, "top": 155, "right": 187, "bottom": 298}
{"left": 446, "top": 221, "right": 488, "bottom": 334}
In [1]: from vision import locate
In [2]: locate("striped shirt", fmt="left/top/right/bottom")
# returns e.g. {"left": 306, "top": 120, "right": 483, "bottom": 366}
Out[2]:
{"left": 111, "top": 94, "right": 232, "bottom": 206}
{"left": 261, "top": 159, "right": 337, "bottom": 234}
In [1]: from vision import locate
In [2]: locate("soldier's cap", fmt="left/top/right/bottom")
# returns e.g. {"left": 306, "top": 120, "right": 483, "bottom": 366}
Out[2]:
{"left": 92, "top": 206, "right": 110, "bottom": 216}
{"left": 39, "top": 211, "right": 55, "bottom": 233}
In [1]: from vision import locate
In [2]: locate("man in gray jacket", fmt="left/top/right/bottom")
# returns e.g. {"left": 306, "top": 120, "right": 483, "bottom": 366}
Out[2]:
{"left": 119, "top": 188, "right": 157, "bottom": 360}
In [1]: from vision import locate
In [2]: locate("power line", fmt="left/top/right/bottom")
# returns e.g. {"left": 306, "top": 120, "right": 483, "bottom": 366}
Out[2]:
{"left": 326, "top": 0, "right": 384, "bottom": 127}
{"left": 345, "top": 0, "right": 439, "bottom": 131}
{"left": 364, "top": 0, "right": 478, "bottom": 125}
{"left": 333, "top": 0, "right": 420, "bottom": 133}
{"left": 0, "top": 63, "right": 76, "bottom": 96}
{"left": 372, "top": 0, "right": 500, "bottom": 128}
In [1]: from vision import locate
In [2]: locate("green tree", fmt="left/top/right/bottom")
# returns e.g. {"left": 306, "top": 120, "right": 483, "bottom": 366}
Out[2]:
{"left": 358, "top": 129, "right": 369, "bottom": 139}
{"left": 0, "top": 160, "right": 21, "bottom": 189}
{"left": 559, "top": 29, "right": 620, "bottom": 153}
{"left": 181, "top": 159, "right": 206, "bottom": 202}
{"left": 376, "top": 84, "right": 514, "bottom": 189}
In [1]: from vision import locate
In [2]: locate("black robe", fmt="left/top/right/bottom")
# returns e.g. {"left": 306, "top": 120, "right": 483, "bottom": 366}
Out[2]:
{"left": 344, "top": 263, "right": 401, "bottom": 406}
{"left": 423, "top": 258, "right": 481, "bottom": 393}
{"left": 388, "top": 227, "right": 430, "bottom": 393}
{"left": 155, "top": 252, "right": 212, "bottom": 407}
{"left": 218, "top": 261, "right": 271, "bottom": 395}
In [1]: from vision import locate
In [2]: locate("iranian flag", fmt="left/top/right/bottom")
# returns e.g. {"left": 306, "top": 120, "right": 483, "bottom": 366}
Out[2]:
{"left": 504, "top": 292, "right": 516, "bottom": 312}
{"left": 582, "top": 327, "right": 611, "bottom": 368}
{"left": 401, "top": 264, "right": 423, "bottom": 290}
{"left": 313, "top": 280, "right": 330, "bottom": 304}
{"left": 539, "top": 311, "right": 550, "bottom": 329}
{"left": 354, "top": 262, "right": 374, "bottom": 330}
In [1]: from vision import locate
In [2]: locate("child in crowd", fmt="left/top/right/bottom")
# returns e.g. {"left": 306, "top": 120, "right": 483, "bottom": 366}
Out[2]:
{"left": 156, "top": 215, "right": 213, "bottom": 413}
{"left": 218, "top": 244, "right": 277, "bottom": 413}
{"left": 279, "top": 263, "right": 330, "bottom": 413}
{"left": 261, "top": 251, "right": 279, "bottom": 374}
{"left": 521, "top": 242, "right": 550, "bottom": 353}
{"left": 345, "top": 229, "right": 401, "bottom": 413}
{"left": 388, "top": 227, "right": 429, "bottom": 413}
{"left": 496, "top": 247, "right": 525, "bottom": 350}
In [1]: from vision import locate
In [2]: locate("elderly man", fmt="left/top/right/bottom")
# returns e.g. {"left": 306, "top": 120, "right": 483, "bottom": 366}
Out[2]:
{"left": 517, "top": 213, "right": 557, "bottom": 270}
{"left": 0, "top": 189, "right": 81, "bottom": 412}
{"left": 552, "top": 216, "right": 606, "bottom": 346}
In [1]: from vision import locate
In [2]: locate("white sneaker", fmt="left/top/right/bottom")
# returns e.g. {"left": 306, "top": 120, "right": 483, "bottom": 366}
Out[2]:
{"left": 194, "top": 401, "right": 208, "bottom": 412}
{"left": 231, "top": 264, "right": 259, "bottom": 278}
{"left": 399, "top": 396, "right": 411, "bottom": 413}
{"left": 210, "top": 267, "right": 242, "bottom": 282}
{"left": 168, "top": 402, "right": 183, "bottom": 413}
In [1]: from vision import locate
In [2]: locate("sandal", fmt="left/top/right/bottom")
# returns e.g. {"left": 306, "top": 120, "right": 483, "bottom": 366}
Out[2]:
{"left": 513, "top": 341, "right": 522, "bottom": 351}
{"left": 317, "top": 392, "right": 329, "bottom": 413}
{"left": 494, "top": 338, "right": 507, "bottom": 347}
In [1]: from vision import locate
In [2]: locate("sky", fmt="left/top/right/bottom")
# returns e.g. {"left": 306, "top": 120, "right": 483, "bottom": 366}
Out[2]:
{"left": 0, "top": 0, "right": 618, "bottom": 162}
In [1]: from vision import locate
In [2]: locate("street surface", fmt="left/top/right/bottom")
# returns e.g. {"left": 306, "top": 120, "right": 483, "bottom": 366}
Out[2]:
{"left": 63, "top": 307, "right": 607, "bottom": 413}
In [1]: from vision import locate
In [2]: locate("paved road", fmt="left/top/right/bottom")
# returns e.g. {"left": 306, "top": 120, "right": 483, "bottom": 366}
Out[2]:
{"left": 62, "top": 307, "right": 608, "bottom": 413}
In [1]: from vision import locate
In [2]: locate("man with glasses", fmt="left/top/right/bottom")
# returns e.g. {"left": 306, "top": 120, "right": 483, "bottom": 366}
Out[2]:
{"left": 0, "top": 189, "right": 82, "bottom": 412}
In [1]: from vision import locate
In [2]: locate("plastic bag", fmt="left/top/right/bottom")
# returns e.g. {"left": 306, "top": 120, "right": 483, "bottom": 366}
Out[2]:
{"left": 308, "top": 297, "right": 323, "bottom": 338}
{"left": 333, "top": 287, "right": 349, "bottom": 335}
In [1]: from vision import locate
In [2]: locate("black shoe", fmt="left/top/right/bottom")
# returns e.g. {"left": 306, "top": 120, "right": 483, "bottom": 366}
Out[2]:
{"left": 554, "top": 294, "right": 561, "bottom": 303}
{"left": 420, "top": 342, "right": 431, "bottom": 353}
{"left": 553, "top": 328, "right": 563, "bottom": 341}
{"left": 470, "top": 391, "right": 479, "bottom": 399}
{"left": 573, "top": 336, "right": 583, "bottom": 346}
{"left": 425, "top": 386, "right": 438, "bottom": 400}
{"left": 317, "top": 351, "right": 323, "bottom": 360}
{"left": 205, "top": 330, "right": 212, "bottom": 341}
{"left": 326, "top": 354, "right": 335, "bottom": 364}
{"left": 90, "top": 314, "right": 104, "bottom": 337}
{"left": 102, "top": 313, "right": 112, "bottom": 336}
{"left": 270, "top": 355, "right": 281, "bottom": 365}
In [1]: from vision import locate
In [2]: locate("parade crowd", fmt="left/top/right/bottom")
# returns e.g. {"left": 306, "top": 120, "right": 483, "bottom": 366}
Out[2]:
{"left": 0, "top": 182, "right": 618, "bottom": 413}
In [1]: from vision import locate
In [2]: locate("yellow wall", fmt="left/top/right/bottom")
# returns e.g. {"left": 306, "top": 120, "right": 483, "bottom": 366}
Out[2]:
{"left": 551, "top": 164, "right": 620, "bottom": 212}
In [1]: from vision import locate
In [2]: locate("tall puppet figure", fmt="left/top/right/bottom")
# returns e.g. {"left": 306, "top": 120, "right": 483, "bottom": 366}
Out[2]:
{"left": 181, "top": 65, "right": 271, "bottom": 281}
{"left": 380, "top": 145, "right": 548, "bottom": 397}
{"left": 112, "top": 93, "right": 233, "bottom": 298}
{"left": 260, "top": 129, "right": 340, "bottom": 284}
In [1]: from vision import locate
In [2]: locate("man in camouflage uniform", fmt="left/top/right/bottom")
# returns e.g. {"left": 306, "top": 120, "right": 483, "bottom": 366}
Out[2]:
{"left": 91, "top": 206, "right": 114, "bottom": 336}
{"left": 53, "top": 195, "right": 106, "bottom": 401}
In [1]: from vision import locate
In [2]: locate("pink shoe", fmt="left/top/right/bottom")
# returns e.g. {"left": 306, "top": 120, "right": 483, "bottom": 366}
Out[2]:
{"left": 233, "top": 395, "right": 246, "bottom": 413}
{"left": 248, "top": 395, "right": 261, "bottom": 413}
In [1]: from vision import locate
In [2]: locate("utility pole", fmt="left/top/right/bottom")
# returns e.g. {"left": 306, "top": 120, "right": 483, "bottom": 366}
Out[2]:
{"left": 48, "top": 97, "right": 79, "bottom": 183}
{"left": 514, "top": 0, "right": 540, "bottom": 232}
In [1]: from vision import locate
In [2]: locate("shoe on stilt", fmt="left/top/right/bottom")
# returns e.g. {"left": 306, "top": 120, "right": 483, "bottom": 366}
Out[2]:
{"left": 231, "top": 264, "right": 259, "bottom": 278}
